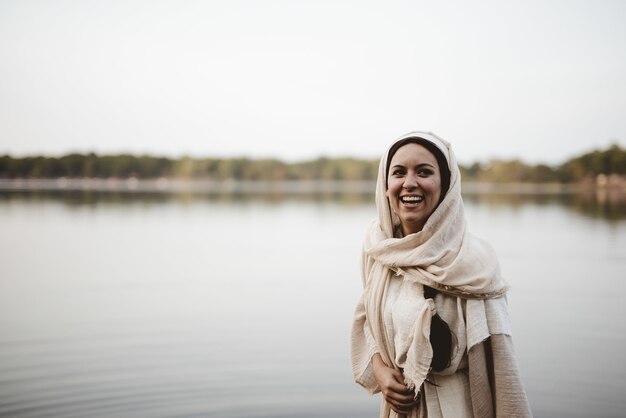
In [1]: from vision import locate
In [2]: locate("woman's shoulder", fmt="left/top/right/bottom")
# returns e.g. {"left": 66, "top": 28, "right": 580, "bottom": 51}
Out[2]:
{"left": 362, "top": 218, "right": 385, "bottom": 245}
{"left": 466, "top": 232, "right": 499, "bottom": 260}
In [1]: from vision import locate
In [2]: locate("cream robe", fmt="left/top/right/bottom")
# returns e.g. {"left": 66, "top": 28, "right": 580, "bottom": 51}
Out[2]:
{"left": 351, "top": 277, "right": 530, "bottom": 417}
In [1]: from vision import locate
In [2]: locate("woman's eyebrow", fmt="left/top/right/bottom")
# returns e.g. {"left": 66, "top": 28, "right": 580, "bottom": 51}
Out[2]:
{"left": 390, "top": 162, "right": 435, "bottom": 170}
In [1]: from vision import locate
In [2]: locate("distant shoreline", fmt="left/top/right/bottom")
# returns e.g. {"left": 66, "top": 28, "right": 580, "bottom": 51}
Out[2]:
{"left": 1, "top": 178, "right": 623, "bottom": 195}
{"left": 2, "top": 144, "right": 625, "bottom": 185}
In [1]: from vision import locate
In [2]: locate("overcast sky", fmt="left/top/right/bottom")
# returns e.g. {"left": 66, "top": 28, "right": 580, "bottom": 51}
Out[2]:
{"left": 1, "top": 0, "right": 625, "bottom": 164}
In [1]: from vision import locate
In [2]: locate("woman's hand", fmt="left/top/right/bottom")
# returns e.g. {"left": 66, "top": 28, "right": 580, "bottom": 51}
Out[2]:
{"left": 371, "top": 353, "right": 419, "bottom": 415}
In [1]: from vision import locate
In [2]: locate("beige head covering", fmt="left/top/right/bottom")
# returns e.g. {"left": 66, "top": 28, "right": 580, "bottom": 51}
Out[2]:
{"left": 366, "top": 131, "right": 507, "bottom": 298}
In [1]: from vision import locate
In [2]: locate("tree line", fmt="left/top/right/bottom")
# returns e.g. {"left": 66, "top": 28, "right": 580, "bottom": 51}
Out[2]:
{"left": 0, "top": 144, "right": 624, "bottom": 183}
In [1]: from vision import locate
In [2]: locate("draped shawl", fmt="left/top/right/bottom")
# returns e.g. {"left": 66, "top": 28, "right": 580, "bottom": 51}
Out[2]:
{"left": 351, "top": 132, "right": 531, "bottom": 417}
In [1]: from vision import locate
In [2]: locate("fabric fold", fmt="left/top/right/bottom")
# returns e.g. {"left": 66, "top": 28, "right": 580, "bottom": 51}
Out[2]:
{"left": 401, "top": 297, "right": 435, "bottom": 394}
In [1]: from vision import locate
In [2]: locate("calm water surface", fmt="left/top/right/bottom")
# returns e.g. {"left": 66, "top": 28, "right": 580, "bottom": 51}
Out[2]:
{"left": 0, "top": 192, "right": 625, "bottom": 417}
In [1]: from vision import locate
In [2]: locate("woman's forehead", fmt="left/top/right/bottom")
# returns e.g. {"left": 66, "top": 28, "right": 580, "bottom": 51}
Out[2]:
{"left": 389, "top": 143, "right": 438, "bottom": 164}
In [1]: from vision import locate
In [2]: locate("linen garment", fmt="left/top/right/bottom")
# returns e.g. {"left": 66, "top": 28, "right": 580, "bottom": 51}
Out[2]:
{"left": 350, "top": 132, "right": 532, "bottom": 417}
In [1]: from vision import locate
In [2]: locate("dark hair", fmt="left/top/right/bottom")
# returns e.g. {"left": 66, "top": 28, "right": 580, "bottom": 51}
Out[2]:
{"left": 424, "top": 286, "right": 454, "bottom": 372}
{"left": 385, "top": 137, "right": 452, "bottom": 204}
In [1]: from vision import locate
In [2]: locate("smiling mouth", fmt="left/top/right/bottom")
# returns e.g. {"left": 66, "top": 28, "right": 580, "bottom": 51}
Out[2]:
{"left": 400, "top": 195, "right": 424, "bottom": 204}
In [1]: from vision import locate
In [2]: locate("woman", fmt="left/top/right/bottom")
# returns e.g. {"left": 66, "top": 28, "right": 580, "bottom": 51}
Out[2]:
{"left": 351, "top": 132, "right": 532, "bottom": 417}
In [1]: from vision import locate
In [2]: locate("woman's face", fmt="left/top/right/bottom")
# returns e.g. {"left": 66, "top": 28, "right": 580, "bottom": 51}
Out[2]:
{"left": 386, "top": 143, "right": 442, "bottom": 236}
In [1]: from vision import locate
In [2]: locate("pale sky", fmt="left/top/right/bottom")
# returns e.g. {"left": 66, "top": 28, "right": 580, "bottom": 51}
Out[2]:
{"left": 1, "top": 0, "right": 625, "bottom": 164}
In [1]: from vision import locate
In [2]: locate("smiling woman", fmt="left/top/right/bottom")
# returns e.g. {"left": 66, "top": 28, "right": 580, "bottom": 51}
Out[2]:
{"left": 351, "top": 132, "right": 532, "bottom": 417}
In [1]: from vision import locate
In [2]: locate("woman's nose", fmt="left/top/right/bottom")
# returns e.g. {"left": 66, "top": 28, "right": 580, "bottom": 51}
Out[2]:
{"left": 403, "top": 174, "right": 418, "bottom": 189}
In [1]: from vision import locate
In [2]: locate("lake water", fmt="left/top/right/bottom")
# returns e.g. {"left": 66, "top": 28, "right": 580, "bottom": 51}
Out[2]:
{"left": 1, "top": 190, "right": 625, "bottom": 417}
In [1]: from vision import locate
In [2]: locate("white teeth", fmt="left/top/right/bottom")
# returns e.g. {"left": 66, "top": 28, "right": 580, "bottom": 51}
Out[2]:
{"left": 401, "top": 196, "right": 423, "bottom": 203}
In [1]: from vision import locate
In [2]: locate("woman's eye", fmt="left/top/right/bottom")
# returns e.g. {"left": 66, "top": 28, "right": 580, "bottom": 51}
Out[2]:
{"left": 417, "top": 169, "right": 433, "bottom": 176}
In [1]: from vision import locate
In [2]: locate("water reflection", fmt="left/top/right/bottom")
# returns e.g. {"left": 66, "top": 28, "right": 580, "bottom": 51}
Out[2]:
{"left": 0, "top": 189, "right": 375, "bottom": 207}
{"left": 463, "top": 189, "right": 626, "bottom": 222}
{"left": 1, "top": 182, "right": 625, "bottom": 221}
